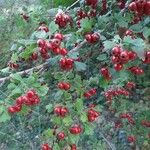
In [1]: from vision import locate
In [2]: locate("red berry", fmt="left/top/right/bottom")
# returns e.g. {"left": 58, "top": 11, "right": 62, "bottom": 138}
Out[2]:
{"left": 38, "top": 25, "right": 49, "bottom": 32}
{"left": 114, "top": 64, "right": 123, "bottom": 71}
{"left": 26, "top": 90, "right": 35, "bottom": 98}
{"left": 37, "top": 39, "right": 46, "bottom": 48}
{"left": 111, "top": 56, "right": 121, "bottom": 64}
{"left": 144, "top": 1, "right": 150, "bottom": 16}
{"left": 70, "top": 144, "right": 77, "bottom": 150}
{"left": 8, "top": 106, "right": 17, "bottom": 113}
{"left": 70, "top": 125, "right": 82, "bottom": 135}
{"left": 120, "top": 51, "right": 129, "bottom": 62}
{"left": 60, "top": 48, "right": 68, "bottom": 56}
{"left": 16, "top": 97, "right": 24, "bottom": 105}
{"left": 41, "top": 144, "right": 52, "bottom": 150}
{"left": 127, "top": 135, "right": 136, "bottom": 143}
{"left": 31, "top": 52, "right": 38, "bottom": 60}
{"left": 112, "top": 46, "right": 122, "bottom": 56}
{"left": 128, "top": 51, "right": 137, "bottom": 60}
{"left": 57, "top": 132, "right": 65, "bottom": 140}
{"left": 54, "top": 33, "right": 64, "bottom": 41}
{"left": 128, "top": 2, "right": 137, "bottom": 11}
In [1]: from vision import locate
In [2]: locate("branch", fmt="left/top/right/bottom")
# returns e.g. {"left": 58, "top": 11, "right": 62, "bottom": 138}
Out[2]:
{"left": 0, "top": 62, "right": 49, "bottom": 84}
{"left": 0, "top": 40, "right": 87, "bottom": 85}
{"left": 66, "top": 0, "right": 80, "bottom": 11}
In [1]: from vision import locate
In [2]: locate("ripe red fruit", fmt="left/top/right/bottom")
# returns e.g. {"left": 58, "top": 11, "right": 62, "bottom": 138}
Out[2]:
{"left": 41, "top": 144, "right": 52, "bottom": 150}
{"left": 16, "top": 97, "right": 24, "bottom": 105}
{"left": 111, "top": 56, "right": 121, "bottom": 64}
{"left": 13, "top": 104, "right": 22, "bottom": 112}
{"left": 128, "top": 2, "right": 137, "bottom": 11}
{"left": 70, "top": 125, "right": 82, "bottom": 135}
{"left": 144, "top": 1, "right": 150, "bottom": 16}
{"left": 37, "top": 39, "right": 46, "bottom": 48}
{"left": 112, "top": 46, "right": 122, "bottom": 56}
{"left": 31, "top": 52, "right": 38, "bottom": 60}
{"left": 38, "top": 24, "right": 49, "bottom": 32}
{"left": 120, "top": 51, "right": 129, "bottom": 62}
{"left": 114, "top": 64, "right": 123, "bottom": 71}
{"left": 54, "top": 33, "right": 64, "bottom": 41}
{"left": 126, "top": 82, "right": 136, "bottom": 89}
{"left": 54, "top": 106, "right": 61, "bottom": 115}
{"left": 128, "top": 51, "right": 137, "bottom": 60}
{"left": 8, "top": 106, "right": 17, "bottom": 113}
{"left": 60, "top": 48, "right": 68, "bottom": 56}
{"left": 70, "top": 144, "right": 77, "bottom": 150}
{"left": 127, "top": 135, "right": 136, "bottom": 143}
{"left": 26, "top": 90, "right": 35, "bottom": 98}
{"left": 85, "top": 0, "right": 98, "bottom": 8}
{"left": 100, "top": 67, "right": 109, "bottom": 76}
{"left": 57, "top": 132, "right": 65, "bottom": 140}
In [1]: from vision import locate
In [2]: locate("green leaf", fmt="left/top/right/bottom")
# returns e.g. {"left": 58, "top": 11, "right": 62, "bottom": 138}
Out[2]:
{"left": 80, "top": 17, "right": 93, "bottom": 32}
{"left": 62, "top": 116, "right": 73, "bottom": 126}
{"left": 46, "top": 104, "right": 53, "bottom": 113}
{"left": 53, "top": 143, "right": 60, "bottom": 150}
{"left": 11, "top": 53, "right": 18, "bottom": 62}
{"left": 10, "top": 74, "right": 22, "bottom": 82}
{"left": 69, "top": 134, "right": 80, "bottom": 143}
{"left": 42, "top": 128, "right": 54, "bottom": 139}
{"left": 99, "top": 76, "right": 108, "bottom": 89}
{"left": 7, "top": 83, "right": 16, "bottom": 90}
{"left": 54, "top": 91, "right": 63, "bottom": 100}
{"left": 10, "top": 44, "right": 17, "bottom": 51}
{"left": 97, "top": 54, "right": 107, "bottom": 61}
{"left": 0, "top": 111, "right": 11, "bottom": 123}
{"left": 74, "top": 61, "right": 87, "bottom": 71}
{"left": 103, "top": 40, "right": 116, "bottom": 51}
{"left": 143, "top": 27, "right": 150, "bottom": 39}
{"left": 52, "top": 116, "right": 62, "bottom": 126}
{"left": 49, "top": 21, "right": 59, "bottom": 34}
{"left": 19, "top": 44, "right": 36, "bottom": 59}
{"left": 37, "top": 85, "right": 49, "bottom": 96}
{"left": 10, "top": 87, "right": 22, "bottom": 97}
{"left": 34, "top": 30, "right": 47, "bottom": 39}
{"left": 84, "top": 123, "right": 94, "bottom": 135}
{"left": 80, "top": 112, "right": 88, "bottom": 122}
{"left": 74, "top": 99, "right": 83, "bottom": 112}
{"left": 0, "top": 67, "right": 10, "bottom": 74}
{"left": 17, "top": 39, "right": 36, "bottom": 46}
{"left": 68, "top": 52, "right": 79, "bottom": 59}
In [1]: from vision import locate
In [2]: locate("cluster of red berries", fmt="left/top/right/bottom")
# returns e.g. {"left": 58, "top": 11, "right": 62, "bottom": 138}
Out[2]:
{"left": 119, "top": 113, "right": 135, "bottom": 125}
{"left": 127, "top": 135, "right": 136, "bottom": 143}
{"left": 76, "top": 9, "right": 97, "bottom": 28}
{"left": 41, "top": 144, "right": 52, "bottom": 150}
{"left": 129, "top": 0, "right": 150, "bottom": 17}
{"left": 37, "top": 39, "right": 51, "bottom": 59}
{"left": 57, "top": 82, "right": 71, "bottom": 90}
{"left": 143, "top": 50, "right": 150, "bottom": 64}
{"left": 35, "top": 33, "right": 66, "bottom": 60}
{"left": 111, "top": 46, "right": 137, "bottom": 71}
{"left": 125, "top": 81, "right": 136, "bottom": 89}
{"left": 54, "top": 106, "right": 68, "bottom": 117}
{"left": 87, "top": 109, "right": 100, "bottom": 122}
{"left": 100, "top": 67, "right": 112, "bottom": 81}
{"left": 8, "top": 90, "right": 40, "bottom": 114}
{"left": 85, "top": 0, "right": 98, "bottom": 8}
{"left": 84, "top": 88, "right": 97, "bottom": 98}
{"left": 104, "top": 88, "right": 130, "bottom": 101}
{"left": 141, "top": 120, "right": 150, "bottom": 127}
{"left": 8, "top": 62, "right": 19, "bottom": 69}
{"left": 85, "top": 32, "right": 100, "bottom": 44}
{"left": 70, "top": 124, "right": 82, "bottom": 135}
{"left": 128, "top": 66, "right": 144, "bottom": 75}
{"left": 55, "top": 11, "right": 72, "bottom": 28}
{"left": 59, "top": 57, "right": 74, "bottom": 70}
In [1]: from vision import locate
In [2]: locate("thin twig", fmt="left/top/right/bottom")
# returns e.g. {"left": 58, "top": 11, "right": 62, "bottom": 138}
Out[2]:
{"left": 66, "top": 0, "right": 80, "bottom": 11}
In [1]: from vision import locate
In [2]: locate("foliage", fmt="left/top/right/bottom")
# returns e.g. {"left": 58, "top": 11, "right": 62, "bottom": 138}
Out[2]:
{"left": 0, "top": 0, "right": 150, "bottom": 150}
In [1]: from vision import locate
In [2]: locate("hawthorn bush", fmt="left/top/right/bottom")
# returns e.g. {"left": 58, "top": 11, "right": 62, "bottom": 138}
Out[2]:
{"left": 0, "top": 0, "right": 150, "bottom": 150}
